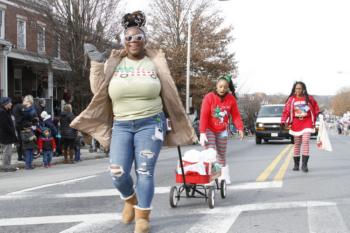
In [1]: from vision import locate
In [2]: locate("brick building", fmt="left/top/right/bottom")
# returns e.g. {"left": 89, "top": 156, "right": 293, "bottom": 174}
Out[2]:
{"left": 0, "top": 0, "right": 71, "bottom": 115}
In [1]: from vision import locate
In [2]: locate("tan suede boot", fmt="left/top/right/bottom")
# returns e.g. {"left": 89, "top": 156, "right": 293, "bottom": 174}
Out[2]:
{"left": 69, "top": 149, "right": 75, "bottom": 164}
{"left": 63, "top": 150, "right": 69, "bottom": 164}
{"left": 134, "top": 208, "right": 151, "bottom": 233}
{"left": 122, "top": 194, "right": 137, "bottom": 224}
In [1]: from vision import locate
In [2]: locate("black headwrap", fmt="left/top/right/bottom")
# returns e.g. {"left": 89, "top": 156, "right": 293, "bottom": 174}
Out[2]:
{"left": 122, "top": 11, "right": 146, "bottom": 29}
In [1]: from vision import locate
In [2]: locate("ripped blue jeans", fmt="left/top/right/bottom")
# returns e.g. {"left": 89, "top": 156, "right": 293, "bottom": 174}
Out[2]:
{"left": 109, "top": 112, "right": 166, "bottom": 209}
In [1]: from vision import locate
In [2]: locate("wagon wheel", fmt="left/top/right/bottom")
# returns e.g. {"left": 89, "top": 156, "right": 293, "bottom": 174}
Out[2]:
{"left": 220, "top": 180, "right": 227, "bottom": 199}
{"left": 208, "top": 187, "right": 215, "bottom": 209}
{"left": 169, "top": 186, "right": 179, "bottom": 208}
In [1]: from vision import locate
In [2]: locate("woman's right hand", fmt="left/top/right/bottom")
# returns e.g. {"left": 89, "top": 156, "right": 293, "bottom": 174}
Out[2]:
{"left": 83, "top": 43, "right": 106, "bottom": 62}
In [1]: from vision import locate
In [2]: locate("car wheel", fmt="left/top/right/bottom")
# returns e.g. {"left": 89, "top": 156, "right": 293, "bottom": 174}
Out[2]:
{"left": 290, "top": 137, "right": 294, "bottom": 144}
{"left": 256, "top": 137, "right": 262, "bottom": 144}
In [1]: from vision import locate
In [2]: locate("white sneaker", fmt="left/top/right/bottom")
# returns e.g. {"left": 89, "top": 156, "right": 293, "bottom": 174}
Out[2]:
{"left": 219, "top": 165, "right": 231, "bottom": 185}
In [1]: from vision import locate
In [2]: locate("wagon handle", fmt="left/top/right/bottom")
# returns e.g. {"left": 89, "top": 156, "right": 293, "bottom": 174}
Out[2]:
{"left": 177, "top": 145, "right": 190, "bottom": 197}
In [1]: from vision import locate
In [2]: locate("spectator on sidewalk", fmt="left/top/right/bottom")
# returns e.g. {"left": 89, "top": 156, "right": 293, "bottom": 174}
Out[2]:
{"left": 40, "top": 111, "right": 58, "bottom": 138}
{"left": 63, "top": 88, "right": 72, "bottom": 104}
{"left": 40, "top": 111, "right": 59, "bottom": 157}
{"left": 74, "top": 131, "right": 83, "bottom": 162}
{"left": 21, "top": 95, "right": 38, "bottom": 125}
{"left": 35, "top": 98, "right": 46, "bottom": 122}
{"left": 0, "top": 97, "right": 18, "bottom": 172}
{"left": 12, "top": 95, "right": 38, "bottom": 161}
{"left": 38, "top": 128, "right": 56, "bottom": 168}
{"left": 60, "top": 104, "right": 77, "bottom": 164}
{"left": 12, "top": 97, "right": 25, "bottom": 161}
{"left": 21, "top": 121, "right": 37, "bottom": 170}
{"left": 53, "top": 115, "right": 62, "bottom": 156}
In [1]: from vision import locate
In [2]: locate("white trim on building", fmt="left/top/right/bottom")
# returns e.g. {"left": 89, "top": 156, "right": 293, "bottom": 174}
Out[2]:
{"left": 0, "top": 0, "right": 47, "bottom": 16}
{"left": 16, "top": 16, "right": 26, "bottom": 49}
{"left": 37, "top": 24, "right": 45, "bottom": 54}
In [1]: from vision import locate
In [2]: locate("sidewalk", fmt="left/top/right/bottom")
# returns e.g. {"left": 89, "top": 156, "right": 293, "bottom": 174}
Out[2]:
{"left": 4, "top": 147, "right": 108, "bottom": 170}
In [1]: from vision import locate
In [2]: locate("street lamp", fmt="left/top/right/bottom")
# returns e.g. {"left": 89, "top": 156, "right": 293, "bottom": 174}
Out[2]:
{"left": 185, "top": 11, "right": 191, "bottom": 114}
{"left": 185, "top": 0, "right": 231, "bottom": 114}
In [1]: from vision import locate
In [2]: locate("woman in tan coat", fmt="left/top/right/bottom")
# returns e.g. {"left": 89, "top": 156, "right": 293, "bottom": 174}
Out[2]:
{"left": 71, "top": 11, "right": 196, "bottom": 233}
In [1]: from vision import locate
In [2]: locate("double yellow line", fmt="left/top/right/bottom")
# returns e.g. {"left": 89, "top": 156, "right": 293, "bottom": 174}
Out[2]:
{"left": 256, "top": 145, "right": 293, "bottom": 182}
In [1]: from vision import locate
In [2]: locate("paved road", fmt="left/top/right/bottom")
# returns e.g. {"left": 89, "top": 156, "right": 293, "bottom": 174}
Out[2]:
{"left": 0, "top": 133, "right": 349, "bottom": 233}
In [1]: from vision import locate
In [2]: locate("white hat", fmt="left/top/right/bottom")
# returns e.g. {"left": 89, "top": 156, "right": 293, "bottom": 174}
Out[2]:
{"left": 40, "top": 111, "right": 51, "bottom": 121}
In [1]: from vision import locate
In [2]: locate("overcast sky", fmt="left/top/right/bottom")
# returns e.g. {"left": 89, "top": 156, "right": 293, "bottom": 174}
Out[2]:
{"left": 124, "top": 0, "right": 350, "bottom": 96}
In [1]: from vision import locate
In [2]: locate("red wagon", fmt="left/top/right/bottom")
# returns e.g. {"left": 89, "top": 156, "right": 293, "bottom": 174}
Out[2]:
{"left": 169, "top": 146, "right": 227, "bottom": 209}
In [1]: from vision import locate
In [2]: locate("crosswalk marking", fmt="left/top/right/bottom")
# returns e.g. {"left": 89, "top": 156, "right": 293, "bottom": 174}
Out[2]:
{"left": 1, "top": 181, "right": 282, "bottom": 200}
{"left": 308, "top": 205, "right": 349, "bottom": 233}
{"left": 9, "top": 175, "right": 97, "bottom": 195}
{"left": 0, "top": 213, "right": 120, "bottom": 226}
{"left": 185, "top": 209, "right": 241, "bottom": 233}
{"left": 59, "top": 219, "right": 119, "bottom": 233}
{"left": 185, "top": 201, "right": 337, "bottom": 233}
{"left": 0, "top": 200, "right": 341, "bottom": 233}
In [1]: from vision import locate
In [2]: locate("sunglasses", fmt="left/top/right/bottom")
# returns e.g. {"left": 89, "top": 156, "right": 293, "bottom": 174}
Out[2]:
{"left": 125, "top": 34, "right": 145, "bottom": 42}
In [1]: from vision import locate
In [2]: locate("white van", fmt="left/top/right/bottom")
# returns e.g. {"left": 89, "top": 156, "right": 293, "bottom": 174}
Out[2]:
{"left": 255, "top": 104, "right": 293, "bottom": 144}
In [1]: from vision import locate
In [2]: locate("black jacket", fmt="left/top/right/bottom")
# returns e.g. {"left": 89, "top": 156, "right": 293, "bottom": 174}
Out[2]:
{"left": 60, "top": 112, "right": 77, "bottom": 139}
{"left": 0, "top": 107, "right": 17, "bottom": 144}
{"left": 20, "top": 129, "right": 36, "bottom": 150}
{"left": 12, "top": 104, "right": 38, "bottom": 130}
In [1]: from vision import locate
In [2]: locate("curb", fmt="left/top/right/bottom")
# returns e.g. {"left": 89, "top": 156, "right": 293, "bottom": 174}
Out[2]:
{"left": 6, "top": 151, "right": 108, "bottom": 170}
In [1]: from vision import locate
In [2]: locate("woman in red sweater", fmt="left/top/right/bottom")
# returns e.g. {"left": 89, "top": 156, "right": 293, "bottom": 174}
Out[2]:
{"left": 281, "top": 81, "right": 319, "bottom": 172}
{"left": 199, "top": 74, "right": 244, "bottom": 184}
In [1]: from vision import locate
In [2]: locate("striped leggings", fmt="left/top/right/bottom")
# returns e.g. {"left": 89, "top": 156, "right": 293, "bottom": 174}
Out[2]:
{"left": 293, "top": 132, "right": 311, "bottom": 156}
{"left": 205, "top": 129, "right": 228, "bottom": 166}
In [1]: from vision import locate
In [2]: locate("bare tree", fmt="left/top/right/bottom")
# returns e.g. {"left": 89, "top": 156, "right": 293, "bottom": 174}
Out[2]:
{"left": 148, "top": 0, "right": 237, "bottom": 111}
{"left": 41, "top": 0, "right": 123, "bottom": 113}
{"left": 266, "top": 94, "right": 287, "bottom": 104}
{"left": 331, "top": 87, "right": 350, "bottom": 116}
{"left": 238, "top": 93, "right": 266, "bottom": 131}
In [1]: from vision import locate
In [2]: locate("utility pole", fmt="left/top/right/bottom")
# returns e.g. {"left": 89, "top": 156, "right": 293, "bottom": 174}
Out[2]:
{"left": 185, "top": 11, "right": 191, "bottom": 114}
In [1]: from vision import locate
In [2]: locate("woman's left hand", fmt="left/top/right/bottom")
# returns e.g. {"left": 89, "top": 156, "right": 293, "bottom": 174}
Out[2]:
{"left": 238, "top": 130, "right": 244, "bottom": 140}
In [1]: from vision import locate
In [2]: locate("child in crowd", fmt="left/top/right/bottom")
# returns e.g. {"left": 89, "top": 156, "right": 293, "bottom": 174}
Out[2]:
{"left": 38, "top": 128, "right": 56, "bottom": 168}
{"left": 21, "top": 121, "right": 37, "bottom": 170}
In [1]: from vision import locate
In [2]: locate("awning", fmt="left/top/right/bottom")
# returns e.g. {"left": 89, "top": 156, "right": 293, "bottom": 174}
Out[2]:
{"left": 0, "top": 39, "right": 11, "bottom": 47}
{"left": 8, "top": 49, "right": 49, "bottom": 64}
{"left": 8, "top": 49, "right": 71, "bottom": 71}
{"left": 51, "top": 58, "right": 72, "bottom": 71}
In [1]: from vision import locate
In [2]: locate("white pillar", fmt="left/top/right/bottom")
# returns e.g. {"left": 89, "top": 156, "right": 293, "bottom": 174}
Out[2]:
{"left": 0, "top": 48, "right": 9, "bottom": 97}
{"left": 48, "top": 66, "right": 53, "bottom": 98}
{"left": 48, "top": 65, "right": 54, "bottom": 117}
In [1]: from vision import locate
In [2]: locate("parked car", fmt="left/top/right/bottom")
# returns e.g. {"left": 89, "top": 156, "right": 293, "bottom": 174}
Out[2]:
{"left": 192, "top": 117, "right": 200, "bottom": 139}
{"left": 255, "top": 104, "right": 293, "bottom": 144}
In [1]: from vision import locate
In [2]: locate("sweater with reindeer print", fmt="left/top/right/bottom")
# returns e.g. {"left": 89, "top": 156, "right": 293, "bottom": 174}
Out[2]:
{"left": 200, "top": 92, "right": 243, "bottom": 133}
